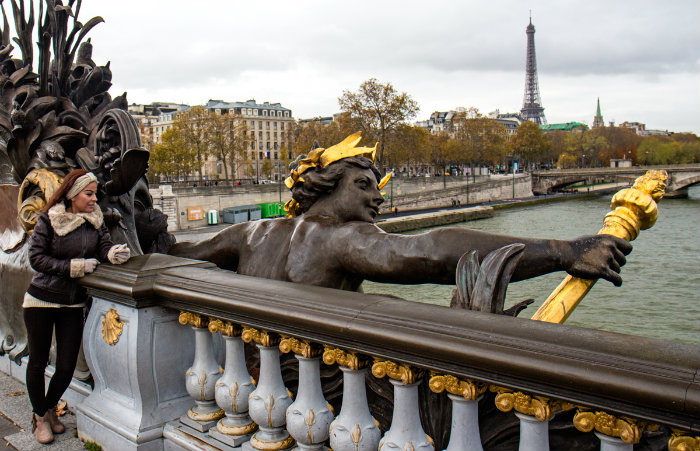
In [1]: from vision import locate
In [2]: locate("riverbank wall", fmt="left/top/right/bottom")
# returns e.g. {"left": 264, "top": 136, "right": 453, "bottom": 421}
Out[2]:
{"left": 151, "top": 175, "right": 533, "bottom": 231}
{"left": 378, "top": 206, "right": 494, "bottom": 233}
{"left": 375, "top": 188, "right": 623, "bottom": 233}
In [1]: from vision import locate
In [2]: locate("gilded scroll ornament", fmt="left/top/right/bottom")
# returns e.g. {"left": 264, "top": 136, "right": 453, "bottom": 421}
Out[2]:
{"left": 668, "top": 430, "right": 700, "bottom": 451}
{"left": 322, "top": 346, "right": 370, "bottom": 370}
{"left": 17, "top": 168, "right": 63, "bottom": 234}
{"left": 101, "top": 309, "right": 124, "bottom": 346}
{"left": 279, "top": 336, "right": 322, "bottom": 358}
{"left": 371, "top": 359, "right": 422, "bottom": 384}
{"left": 573, "top": 409, "right": 658, "bottom": 445}
{"left": 178, "top": 312, "right": 208, "bottom": 329}
{"left": 208, "top": 319, "right": 242, "bottom": 337}
{"left": 490, "top": 387, "right": 570, "bottom": 422}
{"left": 241, "top": 327, "right": 280, "bottom": 347}
{"left": 532, "top": 169, "right": 668, "bottom": 324}
{"left": 428, "top": 374, "right": 487, "bottom": 400}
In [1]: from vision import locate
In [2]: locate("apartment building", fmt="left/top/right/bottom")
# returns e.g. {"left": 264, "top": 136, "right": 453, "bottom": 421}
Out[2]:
{"left": 128, "top": 102, "right": 189, "bottom": 149}
{"left": 204, "top": 99, "right": 294, "bottom": 181}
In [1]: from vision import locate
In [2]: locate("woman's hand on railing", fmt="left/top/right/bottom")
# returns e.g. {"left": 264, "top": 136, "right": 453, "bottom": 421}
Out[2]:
{"left": 108, "top": 243, "right": 131, "bottom": 264}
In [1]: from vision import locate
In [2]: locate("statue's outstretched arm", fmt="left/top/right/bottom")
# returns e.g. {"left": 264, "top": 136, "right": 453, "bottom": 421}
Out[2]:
{"left": 169, "top": 223, "right": 248, "bottom": 271}
{"left": 335, "top": 223, "right": 631, "bottom": 286}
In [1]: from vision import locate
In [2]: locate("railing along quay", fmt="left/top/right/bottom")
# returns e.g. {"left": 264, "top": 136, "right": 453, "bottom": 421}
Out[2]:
{"left": 76, "top": 254, "right": 700, "bottom": 451}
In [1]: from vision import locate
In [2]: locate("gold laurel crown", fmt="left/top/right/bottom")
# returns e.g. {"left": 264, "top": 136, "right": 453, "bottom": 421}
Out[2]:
{"left": 283, "top": 132, "right": 391, "bottom": 217}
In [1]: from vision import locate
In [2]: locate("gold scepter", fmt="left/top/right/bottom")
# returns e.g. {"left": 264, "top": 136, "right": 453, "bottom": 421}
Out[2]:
{"left": 531, "top": 170, "right": 668, "bottom": 324}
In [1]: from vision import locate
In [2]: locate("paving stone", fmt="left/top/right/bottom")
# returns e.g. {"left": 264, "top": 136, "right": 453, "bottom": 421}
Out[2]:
{"left": 0, "top": 371, "right": 84, "bottom": 451}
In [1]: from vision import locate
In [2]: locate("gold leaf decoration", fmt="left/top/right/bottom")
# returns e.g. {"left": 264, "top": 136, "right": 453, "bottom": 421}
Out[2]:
{"left": 241, "top": 327, "right": 280, "bottom": 347}
{"left": 668, "top": 430, "right": 700, "bottom": 451}
{"left": 102, "top": 309, "right": 124, "bottom": 346}
{"left": 371, "top": 359, "right": 422, "bottom": 384}
{"left": 178, "top": 311, "right": 208, "bottom": 329}
{"left": 322, "top": 347, "right": 369, "bottom": 370}
{"left": 573, "top": 408, "right": 657, "bottom": 445}
{"left": 279, "top": 336, "right": 322, "bottom": 358}
{"left": 208, "top": 319, "right": 242, "bottom": 337}
{"left": 490, "top": 387, "right": 568, "bottom": 422}
{"left": 428, "top": 374, "right": 487, "bottom": 400}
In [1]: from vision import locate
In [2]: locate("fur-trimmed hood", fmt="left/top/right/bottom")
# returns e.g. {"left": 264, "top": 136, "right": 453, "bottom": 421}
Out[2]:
{"left": 48, "top": 203, "right": 104, "bottom": 236}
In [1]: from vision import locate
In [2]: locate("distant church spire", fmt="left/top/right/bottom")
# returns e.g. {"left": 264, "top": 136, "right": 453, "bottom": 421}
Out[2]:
{"left": 520, "top": 15, "right": 547, "bottom": 125}
{"left": 593, "top": 97, "right": 604, "bottom": 128}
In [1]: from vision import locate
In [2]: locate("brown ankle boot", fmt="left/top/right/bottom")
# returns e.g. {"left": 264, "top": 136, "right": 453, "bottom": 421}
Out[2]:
{"left": 32, "top": 413, "right": 54, "bottom": 444}
{"left": 46, "top": 406, "right": 66, "bottom": 434}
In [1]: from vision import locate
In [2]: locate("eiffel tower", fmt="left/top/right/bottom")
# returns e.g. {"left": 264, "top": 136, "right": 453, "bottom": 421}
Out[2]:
{"left": 520, "top": 16, "right": 547, "bottom": 125}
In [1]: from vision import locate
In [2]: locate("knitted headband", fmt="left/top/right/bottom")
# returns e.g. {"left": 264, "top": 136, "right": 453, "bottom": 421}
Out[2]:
{"left": 66, "top": 172, "right": 98, "bottom": 200}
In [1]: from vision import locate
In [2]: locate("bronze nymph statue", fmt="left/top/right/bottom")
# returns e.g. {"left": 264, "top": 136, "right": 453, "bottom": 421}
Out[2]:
{"left": 170, "top": 132, "right": 632, "bottom": 293}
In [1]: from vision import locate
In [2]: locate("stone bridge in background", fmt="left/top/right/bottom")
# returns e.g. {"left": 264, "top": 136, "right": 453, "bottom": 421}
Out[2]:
{"left": 531, "top": 165, "right": 700, "bottom": 197}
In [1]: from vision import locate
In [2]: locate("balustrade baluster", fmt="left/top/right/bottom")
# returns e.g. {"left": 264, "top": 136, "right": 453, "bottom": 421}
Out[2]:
{"left": 280, "top": 338, "right": 334, "bottom": 450}
{"left": 208, "top": 319, "right": 258, "bottom": 446}
{"left": 573, "top": 409, "right": 658, "bottom": 451}
{"left": 429, "top": 374, "right": 486, "bottom": 451}
{"left": 514, "top": 412, "right": 550, "bottom": 451}
{"left": 241, "top": 328, "right": 294, "bottom": 451}
{"left": 178, "top": 313, "right": 224, "bottom": 432}
{"left": 324, "top": 348, "right": 381, "bottom": 451}
{"left": 492, "top": 388, "right": 569, "bottom": 451}
{"left": 372, "top": 360, "right": 434, "bottom": 451}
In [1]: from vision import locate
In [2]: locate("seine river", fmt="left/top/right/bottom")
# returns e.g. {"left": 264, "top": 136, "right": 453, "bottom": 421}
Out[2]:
{"left": 363, "top": 186, "right": 700, "bottom": 345}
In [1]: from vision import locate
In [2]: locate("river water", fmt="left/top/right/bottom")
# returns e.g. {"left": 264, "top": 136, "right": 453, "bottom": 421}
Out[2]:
{"left": 363, "top": 186, "right": 700, "bottom": 345}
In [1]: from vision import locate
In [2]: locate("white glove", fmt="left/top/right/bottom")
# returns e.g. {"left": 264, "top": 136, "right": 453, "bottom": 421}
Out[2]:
{"left": 84, "top": 258, "right": 99, "bottom": 274}
{"left": 108, "top": 243, "right": 131, "bottom": 264}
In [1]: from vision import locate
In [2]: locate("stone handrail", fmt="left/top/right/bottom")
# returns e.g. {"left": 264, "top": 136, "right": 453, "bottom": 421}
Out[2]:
{"left": 80, "top": 254, "right": 700, "bottom": 432}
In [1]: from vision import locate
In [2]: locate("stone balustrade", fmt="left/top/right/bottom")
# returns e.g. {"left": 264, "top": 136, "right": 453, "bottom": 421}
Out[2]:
{"left": 74, "top": 254, "right": 700, "bottom": 451}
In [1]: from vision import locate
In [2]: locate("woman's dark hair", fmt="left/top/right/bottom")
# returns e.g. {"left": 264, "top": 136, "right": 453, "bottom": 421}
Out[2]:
{"left": 291, "top": 156, "right": 381, "bottom": 214}
{"left": 42, "top": 169, "right": 89, "bottom": 212}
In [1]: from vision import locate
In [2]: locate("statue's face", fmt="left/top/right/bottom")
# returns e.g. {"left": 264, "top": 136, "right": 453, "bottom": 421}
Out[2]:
{"left": 328, "top": 166, "right": 384, "bottom": 223}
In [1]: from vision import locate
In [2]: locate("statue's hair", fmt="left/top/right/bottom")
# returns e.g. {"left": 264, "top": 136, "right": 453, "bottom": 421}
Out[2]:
{"left": 291, "top": 156, "right": 381, "bottom": 214}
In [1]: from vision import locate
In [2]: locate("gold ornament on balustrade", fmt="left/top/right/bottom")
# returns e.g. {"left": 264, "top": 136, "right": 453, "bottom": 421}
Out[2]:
{"left": 279, "top": 336, "right": 323, "bottom": 358}
{"left": 101, "top": 309, "right": 124, "bottom": 346}
{"left": 249, "top": 433, "right": 295, "bottom": 451}
{"left": 178, "top": 311, "right": 208, "bottom": 329}
{"left": 322, "top": 347, "right": 370, "bottom": 370}
{"left": 371, "top": 359, "right": 422, "bottom": 384}
{"left": 217, "top": 420, "right": 258, "bottom": 436}
{"left": 573, "top": 408, "right": 659, "bottom": 445}
{"left": 668, "top": 429, "right": 700, "bottom": 451}
{"left": 429, "top": 374, "right": 487, "bottom": 401}
{"left": 187, "top": 406, "right": 224, "bottom": 422}
{"left": 208, "top": 319, "right": 242, "bottom": 337}
{"left": 241, "top": 327, "right": 280, "bottom": 347}
{"left": 490, "top": 387, "right": 572, "bottom": 422}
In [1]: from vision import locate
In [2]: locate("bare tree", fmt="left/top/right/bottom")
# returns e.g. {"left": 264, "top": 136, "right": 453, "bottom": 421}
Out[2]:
{"left": 338, "top": 78, "right": 419, "bottom": 168}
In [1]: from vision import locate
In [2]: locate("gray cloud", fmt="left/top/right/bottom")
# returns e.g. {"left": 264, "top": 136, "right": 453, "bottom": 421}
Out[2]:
{"left": 7, "top": 0, "right": 699, "bottom": 133}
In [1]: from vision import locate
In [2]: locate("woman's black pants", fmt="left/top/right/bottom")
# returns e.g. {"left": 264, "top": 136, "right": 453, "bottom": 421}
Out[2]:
{"left": 23, "top": 307, "right": 84, "bottom": 416}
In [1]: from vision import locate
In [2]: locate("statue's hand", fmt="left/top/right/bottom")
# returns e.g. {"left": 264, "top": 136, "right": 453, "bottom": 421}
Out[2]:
{"left": 563, "top": 235, "right": 633, "bottom": 286}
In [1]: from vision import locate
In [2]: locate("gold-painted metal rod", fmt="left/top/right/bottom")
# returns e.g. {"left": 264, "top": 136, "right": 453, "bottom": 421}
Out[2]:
{"left": 531, "top": 170, "right": 668, "bottom": 323}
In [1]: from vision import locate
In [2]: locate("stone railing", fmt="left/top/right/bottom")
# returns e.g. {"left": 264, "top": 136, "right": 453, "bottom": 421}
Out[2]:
{"left": 75, "top": 254, "right": 700, "bottom": 451}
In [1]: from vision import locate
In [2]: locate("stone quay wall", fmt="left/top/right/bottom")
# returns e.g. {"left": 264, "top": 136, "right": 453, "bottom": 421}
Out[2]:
{"left": 377, "top": 206, "right": 494, "bottom": 233}
{"left": 151, "top": 175, "right": 533, "bottom": 231}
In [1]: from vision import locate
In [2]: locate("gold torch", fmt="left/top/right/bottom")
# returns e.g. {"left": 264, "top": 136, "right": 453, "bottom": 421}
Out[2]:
{"left": 531, "top": 170, "right": 668, "bottom": 324}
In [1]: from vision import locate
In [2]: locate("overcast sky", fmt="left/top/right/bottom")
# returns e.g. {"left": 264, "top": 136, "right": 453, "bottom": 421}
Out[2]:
{"left": 9, "top": 0, "right": 700, "bottom": 134}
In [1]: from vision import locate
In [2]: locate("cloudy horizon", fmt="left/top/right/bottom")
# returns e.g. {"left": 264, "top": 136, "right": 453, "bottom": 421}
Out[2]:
{"left": 6, "top": 0, "right": 700, "bottom": 134}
